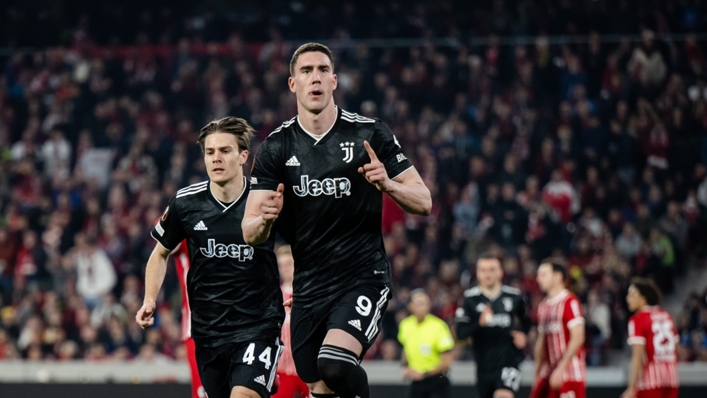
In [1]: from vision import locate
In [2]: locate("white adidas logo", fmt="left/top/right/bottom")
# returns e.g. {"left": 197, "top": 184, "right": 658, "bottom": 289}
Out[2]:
{"left": 194, "top": 221, "right": 208, "bottom": 231}
{"left": 253, "top": 375, "right": 266, "bottom": 386}
{"left": 285, "top": 156, "right": 300, "bottom": 166}
{"left": 348, "top": 319, "right": 362, "bottom": 331}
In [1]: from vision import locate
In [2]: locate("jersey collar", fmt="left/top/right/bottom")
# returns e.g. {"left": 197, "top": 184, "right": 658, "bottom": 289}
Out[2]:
{"left": 208, "top": 176, "right": 248, "bottom": 212}
{"left": 545, "top": 288, "right": 569, "bottom": 304}
{"left": 295, "top": 106, "right": 342, "bottom": 146}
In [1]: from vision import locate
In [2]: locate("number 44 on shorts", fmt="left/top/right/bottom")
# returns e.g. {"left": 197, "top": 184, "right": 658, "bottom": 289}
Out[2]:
{"left": 243, "top": 343, "right": 272, "bottom": 370}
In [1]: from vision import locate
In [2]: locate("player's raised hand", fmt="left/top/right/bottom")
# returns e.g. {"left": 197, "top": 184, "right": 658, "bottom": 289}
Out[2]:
{"left": 358, "top": 140, "right": 390, "bottom": 192}
{"left": 136, "top": 301, "right": 156, "bottom": 329}
{"left": 261, "top": 183, "right": 285, "bottom": 222}
{"left": 479, "top": 304, "right": 494, "bottom": 327}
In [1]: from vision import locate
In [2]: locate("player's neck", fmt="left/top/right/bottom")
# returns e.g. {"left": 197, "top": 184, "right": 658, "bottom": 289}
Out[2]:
{"left": 546, "top": 285, "right": 566, "bottom": 300}
{"left": 480, "top": 284, "right": 502, "bottom": 300}
{"left": 415, "top": 314, "right": 427, "bottom": 323}
{"left": 210, "top": 175, "right": 244, "bottom": 203}
{"left": 297, "top": 101, "right": 337, "bottom": 136}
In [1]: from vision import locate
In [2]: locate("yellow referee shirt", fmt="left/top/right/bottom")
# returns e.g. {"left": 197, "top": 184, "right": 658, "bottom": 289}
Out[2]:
{"left": 398, "top": 314, "right": 455, "bottom": 373}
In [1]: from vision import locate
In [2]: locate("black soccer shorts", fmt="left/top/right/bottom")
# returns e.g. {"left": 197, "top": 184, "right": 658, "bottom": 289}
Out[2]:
{"left": 291, "top": 282, "right": 392, "bottom": 383}
{"left": 195, "top": 338, "right": 283, "bottom": 398}
{"left": 476, "top": 366, "right": 522, "bottom": 398}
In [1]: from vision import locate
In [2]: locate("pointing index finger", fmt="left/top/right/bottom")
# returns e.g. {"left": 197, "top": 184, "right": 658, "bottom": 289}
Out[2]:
{"left": 363, "top": 140, "right": 379, "bottom": 162}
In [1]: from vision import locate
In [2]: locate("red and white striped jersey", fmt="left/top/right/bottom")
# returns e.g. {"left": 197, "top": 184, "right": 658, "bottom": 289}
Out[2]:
{"left": 627, "top": 307, "right": 679, "bottom": 390}
{"left": 537, "top": 289, "right": 586, "bottom": 382}
{"left": 174, "top": 240, "right": 192, "bottom": 341}
{"left": 277, "top": 284, "right": 297, "bottom": 376}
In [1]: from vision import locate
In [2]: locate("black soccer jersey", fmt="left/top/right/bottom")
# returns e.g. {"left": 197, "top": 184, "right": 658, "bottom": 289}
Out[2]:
{"left": 455, "top": 285, "right": 531, "bottom": 374}
{"left": 251, "top": 107, "right": 413, "bottom": 309}
{"left": 151, "top": 177, "right": 284, "bottom": 347}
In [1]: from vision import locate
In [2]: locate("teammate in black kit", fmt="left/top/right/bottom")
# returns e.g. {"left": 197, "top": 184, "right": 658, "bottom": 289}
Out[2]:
{"left": 456, "top": 254, "right": 530, "bottom": 398}
{"left": 242, "top": 43, "right": 432, "bottom": 398}
{"left": 136, "top": 117, "right": 285, "bottom": 398}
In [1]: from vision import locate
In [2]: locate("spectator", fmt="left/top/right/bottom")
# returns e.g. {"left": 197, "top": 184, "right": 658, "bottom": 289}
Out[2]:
{"left": 71, "top": 234, "right": 117, "bottom": 309}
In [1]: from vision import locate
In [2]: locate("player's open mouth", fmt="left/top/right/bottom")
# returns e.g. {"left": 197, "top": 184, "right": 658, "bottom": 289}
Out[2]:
{"left": 309, "top": 90, "right": 322, "bottom": 97}
{"left": 212, "top": 168, "right": 225, "bottom": 173}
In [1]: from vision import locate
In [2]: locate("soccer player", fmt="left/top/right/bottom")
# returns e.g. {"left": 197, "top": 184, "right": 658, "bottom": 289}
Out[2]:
{"left": 243, "top": 42, "right": 432, "bottom": 398}
{"left": 173, "top": 240, "right": 206, "bottom": 398}
{"left": 531, "top": 259, "right": 586, "bottom": 398}
{"left": 622, "top": 278, "right": 679, "bottom": 398}
{"left": 274, "top": 245, "right": 309, "bottom": 398}
{"left": 456, "top": 254, "right": 530, "bottom": 398}
{"left": 136, "top": 117, "right": 285, "bottom": 398}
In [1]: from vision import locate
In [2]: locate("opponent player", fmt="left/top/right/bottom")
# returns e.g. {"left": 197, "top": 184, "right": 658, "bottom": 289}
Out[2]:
{"left": 531, "top": 259, "right": 586, "bottom": 398}
{"left": 174, "top": 240, "right": 206, "bottom": 398}
{"left": 136, "top": 117, "right": 284, "bottom": 398}
{"left": 274, "top": 245, "right": 309, "bottom": 398}
{"left": 456, "top": 254, "right": 530, "bottom": 398}
{"left": 243, "top": 42, "right": 432, "bottom": 398}
{"left": 622, "top": 278, "right": 679, "bottom": 398}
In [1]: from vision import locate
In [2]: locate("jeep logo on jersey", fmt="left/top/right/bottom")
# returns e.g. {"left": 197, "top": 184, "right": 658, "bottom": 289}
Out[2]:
{"left": 200, "top": 239, "right": 254, "bottom": 261}
{"left": 293, "top": 175, "right": 351, "bottom": 198}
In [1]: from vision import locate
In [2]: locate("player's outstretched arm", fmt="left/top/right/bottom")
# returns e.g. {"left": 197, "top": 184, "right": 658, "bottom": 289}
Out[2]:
{"left": 358, "top": 141, "right": 432, "bottom": 215}
{"left": 242, "top": 184, "right": 284, "bottom": 245}
{"left": 136, "top": 242, "right": 172, "bottom": 329}
{"left": 622, "top": 343, "right": 645, "bottom": 398}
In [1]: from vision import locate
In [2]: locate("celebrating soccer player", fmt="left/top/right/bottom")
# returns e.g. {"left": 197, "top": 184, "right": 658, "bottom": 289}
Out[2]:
{"left": 531, "top": 259, "right": 587, "bottom": 398}
{"left": 243, "top": 42, "right": 432, "bottom": 398}
{"left": 622, "top": 278, "right": 679, "bottom": 398}
{"left": 456, "top": 254, "right": 530, "bottom": 398}
{"left": 136, "top": 117, "right": 285, "bottom": 398}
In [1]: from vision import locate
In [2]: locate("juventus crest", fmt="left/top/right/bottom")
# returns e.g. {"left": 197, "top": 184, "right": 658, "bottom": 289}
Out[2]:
{"left": 340, "top": 141, "right": 355, "bottom": 163}
{"left": 503, "top": 297, "right": 514, "bottom": 312}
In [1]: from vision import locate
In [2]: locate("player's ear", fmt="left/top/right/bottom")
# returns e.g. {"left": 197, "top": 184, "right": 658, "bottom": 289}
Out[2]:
{"left": 288, "top": 76, "right": 296, "bottom": 93}
{"left": 332, "top": 73, "right": 337, "bottom": 90}
{"left": 239, "top": 149, "right": 249, "bottom": 165}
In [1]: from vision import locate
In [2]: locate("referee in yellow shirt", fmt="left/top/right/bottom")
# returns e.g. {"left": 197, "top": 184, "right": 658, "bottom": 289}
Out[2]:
{"left": 398, "top": 289, "right": 454, "bottom": 398}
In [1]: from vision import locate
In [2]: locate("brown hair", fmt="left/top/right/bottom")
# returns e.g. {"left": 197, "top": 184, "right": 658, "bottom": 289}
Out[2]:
{"left": 289, "top": 42, "right": 334, "bottom": 76}
{"left": 540, "top": 257, "right": 567, "bottom": 280}
{"left": 197, "top": 116, "right": 254, "bottom": 153}
{"left": 631, "top": 277, "right": 662, "bottom": 306}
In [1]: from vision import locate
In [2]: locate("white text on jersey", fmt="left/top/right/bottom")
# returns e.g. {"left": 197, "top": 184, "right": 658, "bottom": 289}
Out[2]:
{"left": 200, "top": 239, "right": 254, "bottom": 261}
{"left": 293, "top": 175, "right": 351, "bottom": 198}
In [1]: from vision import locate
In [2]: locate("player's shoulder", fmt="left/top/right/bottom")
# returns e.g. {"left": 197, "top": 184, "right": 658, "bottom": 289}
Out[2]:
{"left": 464, "top": 286, "right": 482, "bottom": 298}
{"left": 340, "top": 108, "right": 377, "bottom": 126}
{"left": 266, "top": 116, "right": 298, "bottom": 139}
{"left": 174, "top": 180, "right": 209, "bottom": 202}
{"left": 501, "top": 285, "right": 522, "bottom": 297}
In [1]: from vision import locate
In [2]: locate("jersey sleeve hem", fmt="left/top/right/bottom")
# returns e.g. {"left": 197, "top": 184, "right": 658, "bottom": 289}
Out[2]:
{"left": 566, "top": 317, "right": 585, "bottom": 329}
{"left": 150, "top": 228, "right": 179, "bottom": 251}
{"left": 627, "top": 336, "right": 646, "bottom": 345}
{"left": 390, "top": 165, "right": 415, "bottom": 180}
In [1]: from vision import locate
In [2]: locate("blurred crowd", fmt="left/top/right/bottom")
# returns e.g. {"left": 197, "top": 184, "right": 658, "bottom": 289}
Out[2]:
{"left": 1, "top": 1, "right": 707, "bottom": 367}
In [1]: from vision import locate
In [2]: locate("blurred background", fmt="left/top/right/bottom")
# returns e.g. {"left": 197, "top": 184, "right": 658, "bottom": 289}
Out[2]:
{"left": 1, "top": 0, "right": 707, "bottom": 397}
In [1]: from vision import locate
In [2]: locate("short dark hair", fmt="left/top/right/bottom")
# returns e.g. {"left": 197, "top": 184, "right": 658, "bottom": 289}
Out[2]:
{"left": 631, "top": 277, "right": 662, "bottom": 306}
{"left": 289, "top": 42, "right": 334, "bottom": 76}
{"left": 197, "top": 117, "right": 254, "bottom": 153}
{"left": 476, "top": 252, "right": 501, "bottom": 266}
{"left": 540, "top": 258, "right": 567, "bottom": 279}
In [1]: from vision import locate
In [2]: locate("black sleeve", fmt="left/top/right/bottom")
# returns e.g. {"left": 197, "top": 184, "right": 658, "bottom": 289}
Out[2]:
{"left": 515, "top": 294, "right": 531, "bottom": 334}
{"left": 371, "top": 120, "right": 413, "bottom": 180}
{"left": 151, "top": 196, "right": 186, "bottom": 251}
{"left": 250, "top": 137, "right": 283, "bottom": 191}
{"left": 455, "top": 297, "right": 480, "bottom": 340}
